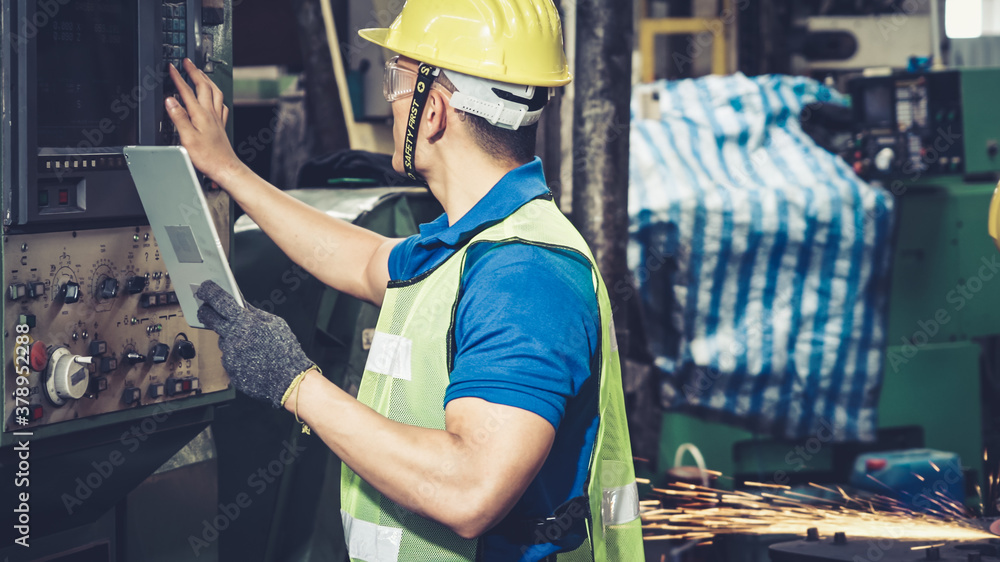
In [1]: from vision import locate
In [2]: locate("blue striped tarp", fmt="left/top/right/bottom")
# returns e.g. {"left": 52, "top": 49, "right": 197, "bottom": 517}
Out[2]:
{"left": 629, "top": 73, "right": 894, "bottom": 442}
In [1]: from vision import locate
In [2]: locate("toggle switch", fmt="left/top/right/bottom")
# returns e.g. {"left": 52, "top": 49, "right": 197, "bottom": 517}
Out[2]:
{"left": 125, "top": 352, "right": 146, "bottom": 364}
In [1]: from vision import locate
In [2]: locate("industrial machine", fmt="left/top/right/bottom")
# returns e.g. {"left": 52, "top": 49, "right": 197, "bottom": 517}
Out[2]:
{"left": 655, "top": 68, "right": 1000, "bottom": 519}
{"left": 0, "top": 0, "right": 234, "bottom": 559}
{"left": 846, "top": 69, "right": 1000, "bottom": 179}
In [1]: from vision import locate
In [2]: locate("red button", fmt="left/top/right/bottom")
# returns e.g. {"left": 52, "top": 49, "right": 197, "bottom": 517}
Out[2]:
{"left": 58, "top": 189, "right": 69, "bottom": 205}
{"left": 30, "top": 341, "right": 49, "bottom": 372}
{"left": 866, "top": 458, "right": 887, "bottom": 471}
{"left": 31, "top": 405, "right": 43, "bottom": 420}
{"left": 181, "top": 380, "right": 192, "bottom": 391}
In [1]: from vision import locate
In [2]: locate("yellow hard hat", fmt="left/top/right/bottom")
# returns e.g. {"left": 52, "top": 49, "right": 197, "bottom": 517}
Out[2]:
{"left": 358, "top": 0, "right": 572, "bottom": 88}
{"left": 991, "top": 180, "right": 1000, "bottom": 252}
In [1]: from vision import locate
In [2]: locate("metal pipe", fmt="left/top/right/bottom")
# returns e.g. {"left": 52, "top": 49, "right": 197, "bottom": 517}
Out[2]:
{"left": 571, "top": 0, "right": 634, "bottom": 351}
{"left": 930, "top": 0, "right": 946, "bottom": 69}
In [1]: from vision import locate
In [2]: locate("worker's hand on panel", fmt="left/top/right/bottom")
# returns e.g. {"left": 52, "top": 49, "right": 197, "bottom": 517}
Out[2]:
{"left": 165, "top": 58, "right": 245, "bottom": 187}
{"left": 195, "top": 280, "right": 316, "bottom": 408}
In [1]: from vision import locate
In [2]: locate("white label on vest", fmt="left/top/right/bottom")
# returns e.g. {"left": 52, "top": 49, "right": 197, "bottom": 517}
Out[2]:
{"left": 341, "top": 509, "right": 403, "bottom": 562}
{"left": 364, "top": 332, "right": 413, "bottom": 381}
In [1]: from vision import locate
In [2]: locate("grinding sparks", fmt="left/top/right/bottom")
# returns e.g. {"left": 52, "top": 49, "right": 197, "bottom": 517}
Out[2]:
{"left": 640, "top": 481, "right": 996, "bottom": 543}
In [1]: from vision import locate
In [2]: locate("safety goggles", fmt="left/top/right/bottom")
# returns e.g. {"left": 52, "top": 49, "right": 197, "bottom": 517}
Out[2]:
{"left": 383, "top": 56, "right": 446, "bottom": 102}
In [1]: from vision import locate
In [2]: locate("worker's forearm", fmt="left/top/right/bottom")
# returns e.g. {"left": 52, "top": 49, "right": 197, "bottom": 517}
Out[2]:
{"left": 287, "top": 370, "right": 502, "bottom": 538}
{"left": 219, "top": 163, "right": 390, "bottom": 304}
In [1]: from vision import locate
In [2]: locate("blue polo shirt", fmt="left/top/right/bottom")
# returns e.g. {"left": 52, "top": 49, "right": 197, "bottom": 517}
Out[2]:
{"left": 388, "top": 158, "right": 600, "bottom": 562}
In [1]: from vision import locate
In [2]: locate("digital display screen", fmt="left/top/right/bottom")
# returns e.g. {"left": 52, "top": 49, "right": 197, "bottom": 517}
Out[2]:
{"left": 862, "top": 85, "right": 894, "bottom": 127}
{"left": 36, "top": 0, "right": 138, "bottom": 148}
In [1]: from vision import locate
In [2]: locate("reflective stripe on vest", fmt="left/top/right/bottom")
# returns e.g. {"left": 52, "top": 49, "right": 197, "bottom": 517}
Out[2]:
{"left": 341, "top": 197, "right": 643, "bottom": 561}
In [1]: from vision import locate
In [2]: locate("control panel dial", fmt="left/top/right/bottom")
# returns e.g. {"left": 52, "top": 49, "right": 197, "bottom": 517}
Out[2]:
{"left": 45, "top": 346, "right": 92, "bottom": 406}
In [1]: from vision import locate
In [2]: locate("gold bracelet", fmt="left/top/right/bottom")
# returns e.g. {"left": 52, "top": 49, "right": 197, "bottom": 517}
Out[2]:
{"left": 295, "top": 372, "right": 311, "bottom": 435}
{"left": 280, "top": 365, "right": 320, "bottom": 435}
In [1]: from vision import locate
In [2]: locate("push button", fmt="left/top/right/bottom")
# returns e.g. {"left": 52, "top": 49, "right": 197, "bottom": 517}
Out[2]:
{"left": 89, "top": 340, "right": 108, "bottom": 355}
{"left": 7, "top": 283, "right": 26, "bottom": 301}
{"left": 29, "top": 341, "right": 48, "bottom": 372}
{"left": 123, "top": 387, "right": 141, "bottom": 405}
{"left": 18, "top": 314, "right": 36, "bottom": 329}
{"left": 27, "top": 282, "right": 46, "bottom": 298}
{"left": 99, "top": 356, "right": 118, "bottom": 373}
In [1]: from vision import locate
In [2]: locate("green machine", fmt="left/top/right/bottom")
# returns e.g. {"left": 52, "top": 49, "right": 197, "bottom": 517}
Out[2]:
{"left": 1, "top": 1, "right": 236, "bottom": 560}
{"left": 657, "top": 68, "right": 1000, "bottom": 494}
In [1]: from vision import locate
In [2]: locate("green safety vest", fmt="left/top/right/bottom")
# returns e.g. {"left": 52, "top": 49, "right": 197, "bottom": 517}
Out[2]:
{"left": 340, "top": 196, "right": 643, "bottom": 561}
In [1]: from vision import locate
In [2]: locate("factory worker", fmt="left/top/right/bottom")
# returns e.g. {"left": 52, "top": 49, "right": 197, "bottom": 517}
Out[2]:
{"left": 164, "top": 0, "right": 642, "bottom": 560}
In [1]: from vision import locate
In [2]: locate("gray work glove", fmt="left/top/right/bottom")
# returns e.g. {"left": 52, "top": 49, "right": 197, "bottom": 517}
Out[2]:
{"left": 196, "top": 280, "right": 315, "bottom": 408}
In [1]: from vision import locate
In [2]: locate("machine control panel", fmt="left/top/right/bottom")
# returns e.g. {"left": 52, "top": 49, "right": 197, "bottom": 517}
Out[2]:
{"left": 846, "top": 69, "right": 1000, "bottom": 180}
{"left": 3, "top": 226, "right": 229, "bottom": 432}
{"left": 847, "top": 72, "right": 964, "bottom": 178}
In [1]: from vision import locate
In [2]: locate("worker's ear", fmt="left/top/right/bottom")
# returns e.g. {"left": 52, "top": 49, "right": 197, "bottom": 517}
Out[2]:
{"left": 422, "top": 89, "right": 450, "bottom": 144}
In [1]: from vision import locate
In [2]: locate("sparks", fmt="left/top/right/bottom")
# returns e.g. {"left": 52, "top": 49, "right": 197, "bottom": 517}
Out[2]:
{"left": 641, "top": 481, "right": 996, "bottom": 542}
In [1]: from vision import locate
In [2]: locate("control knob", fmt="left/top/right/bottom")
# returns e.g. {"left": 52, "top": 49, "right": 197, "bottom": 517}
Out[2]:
{"left": 175, "top": 340, "right": 196, "bottom": 360}
{"left": 874, "top": 147, "right": 895, "bottom": 173}
{"left": 62, "top": 281, "right": 81, "bottom": 304}
{"left": 97, "top": 277, "right": 119, "bottom": 300}
{"left": 44, "top": 347, "right": 92, "bottom": 406}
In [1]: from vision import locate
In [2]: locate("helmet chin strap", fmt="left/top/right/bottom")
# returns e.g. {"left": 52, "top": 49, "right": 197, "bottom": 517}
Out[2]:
{"left": 402, "top": 63, "right": 440, "bottom": 182}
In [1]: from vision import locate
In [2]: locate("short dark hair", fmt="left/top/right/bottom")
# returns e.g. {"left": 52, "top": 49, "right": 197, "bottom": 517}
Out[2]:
{"left": 464, "top": 116, "right": 538, "bottom": 166}
{"left": 436, "top": 71, "right": 539, "bottom": 166}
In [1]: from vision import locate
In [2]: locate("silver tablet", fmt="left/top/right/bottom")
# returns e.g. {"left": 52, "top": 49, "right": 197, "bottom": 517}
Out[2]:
{"left": 123, "top": 145, "right": 245, "bottom": 329}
